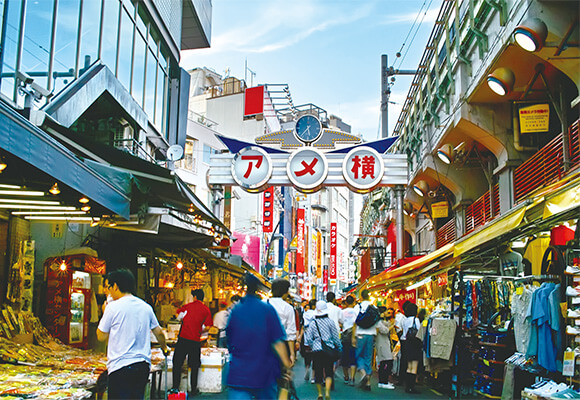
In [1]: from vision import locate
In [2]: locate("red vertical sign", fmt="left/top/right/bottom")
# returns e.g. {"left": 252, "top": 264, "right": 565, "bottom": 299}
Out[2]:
{"left": 330, "top": 223, "right": 337, "bottom": 281}
{"left": 323, "top": 267, "right": 328, "bottom": 293}
{"left": 263, "top": 187, "right": 274, "bottom": 232}
{"left": 244, "top": 86, "right": 264, "bottom": 116}
{"left": 296, "top": 208, "right": 305, "bottom": 274}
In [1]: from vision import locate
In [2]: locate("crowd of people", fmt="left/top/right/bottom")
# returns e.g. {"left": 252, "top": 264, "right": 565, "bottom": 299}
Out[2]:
{"left": 96, "top": 269, "right": 427, "bottom": 400}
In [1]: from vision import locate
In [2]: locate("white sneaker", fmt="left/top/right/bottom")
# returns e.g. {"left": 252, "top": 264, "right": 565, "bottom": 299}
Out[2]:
{"left": 378, "top": 383, "right": 386, "bottom": 389}
{"left": 384, "top": 383, "right": 395, "bottom": 389}
{"left": 567, "top": 326, "right": 580, "bottom": 335}
{"left": 567, "top": 286, "right": 580, "bottom": 297}
{"left": 567, "top": 266, "right": 580, "bottom": 275}
{"left": 568, "top": 309, "right": 580, "bottom": 318}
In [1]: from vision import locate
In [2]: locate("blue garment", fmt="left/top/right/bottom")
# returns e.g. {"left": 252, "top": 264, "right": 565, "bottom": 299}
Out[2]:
{"left": 228, "top": 384, "right": 278, "bottom": 400}
{"left": 226, "top": 294, "right": 286, "bottom": 389}
{"left": 355, "top": 334, "right": 375, "bottom": 375}
{"left": 527, "top": 283, "right": 557, "bottom": 372}
{"left": 548, "top": 284, "right": 562, "bottom": 372}
{"left": 525, "top": 286, "right": 539, "bottom": 358}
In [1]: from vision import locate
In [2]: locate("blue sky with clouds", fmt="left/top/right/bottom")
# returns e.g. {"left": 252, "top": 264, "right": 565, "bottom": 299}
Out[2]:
{"left": 181, "top": 0, "right": 442, "bottom": 141}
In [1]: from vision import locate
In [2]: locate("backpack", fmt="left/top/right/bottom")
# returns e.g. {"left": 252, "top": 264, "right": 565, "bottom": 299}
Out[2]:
{"left": 355, "top": 304, "right": 380, "bottom": 329}
{"left": 406, "top": 318, "right": 419, "bottom": 341}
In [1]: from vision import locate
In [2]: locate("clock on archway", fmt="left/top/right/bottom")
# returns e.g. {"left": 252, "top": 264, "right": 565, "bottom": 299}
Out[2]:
{"left": 294, "top": 114, "right": 322, "bottom": 143}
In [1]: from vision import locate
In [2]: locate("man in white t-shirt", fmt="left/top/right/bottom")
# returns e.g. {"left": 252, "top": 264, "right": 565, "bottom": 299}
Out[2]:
{"left": 339, "top": 295, "right": 358, "bottom": 385}
{"left": 97, "top": 269, "right": 168, "bottom": 400}
{"left": 325, "top": 292, "right": 341, "bottom": 333}
{"left": 267, "top": 279, "right": 297, "bottom": 365}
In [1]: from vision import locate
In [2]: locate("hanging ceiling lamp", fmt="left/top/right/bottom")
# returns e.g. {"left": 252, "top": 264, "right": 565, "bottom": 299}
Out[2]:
{"left": 514, "top": 18, "right": 548, "bottom": 52}
{"left": 487, "top": 67, "right": 515, "bottom": 96}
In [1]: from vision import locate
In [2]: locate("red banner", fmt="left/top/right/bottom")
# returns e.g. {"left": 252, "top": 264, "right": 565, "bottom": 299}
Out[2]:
{"left": 323, "top": 267, "right": 328, "bottom": 293}
{"left": 330, "top": 223, "right": 337, "bottom": 280}
{"left": 263, "top": 187, "right": 274, "bottom": 232}
{"left": 393, "top": 289, "right": 416, "bottom": 311}
{"left": 296, "top": 209, "right": 305, "bottom": 274}
{"left": 244, "top": 86, "right": 264, "bottom": 116}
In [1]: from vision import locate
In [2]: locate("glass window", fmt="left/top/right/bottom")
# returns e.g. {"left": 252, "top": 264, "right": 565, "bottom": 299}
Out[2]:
{"left": 144, "top": 48, "right": 157, "bottom": 119}
{"left": 21, "top": 0, "right": 54, "bottom": 92}
{"left": 78, "top": 0, "right": 101, "bottom": 74}
{"left": 100, "top": 0, "right": 120, "bottom": 74}
{"left": 136, "top": 3, "right": 147, "bottom": 37}
{"left": 148, "top": 25, "right": 159, "bottom": 56}
{"left": 1, "top": 0, "right": 23, "bottom": 101}
{"left": 122, "top": 0, "right": 135, "bottom": 19}
{"left": 203, "top": 144, "right": 216, "bottom": 164}
{"left": 52, "top": 0, "right": 81, "bottom": 95}
{"left": 117, "top": 8, "right": 133, "bottom": 91}
{"left": 155, "top": 65, "right": 167, "bottom": 132}
{"left": 131, "top": 31, "right": 146, "bottom": 106}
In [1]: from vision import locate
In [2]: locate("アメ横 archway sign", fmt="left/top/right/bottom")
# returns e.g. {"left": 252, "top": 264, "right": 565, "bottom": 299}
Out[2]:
{"left": 208, "top": 114, "right": 408, "bottom": 194}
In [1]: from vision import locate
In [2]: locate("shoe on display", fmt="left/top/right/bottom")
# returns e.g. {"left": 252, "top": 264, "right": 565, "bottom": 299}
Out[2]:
{"left": 569, "top": 309, "right": 580, "bottom": 318}
{"left": 550, "top": 388, "right": 580, "bottom": 399}
{"left": 378, "top": 383, "right": 386, "bottom": 389}
{"left": 384, "top": 383, "right": 395, "bottom": 389}
{"left": 567, "top": 266, "right": 580, "bottom": 275}
{"left": 567, "top": 326, "right": 580, "bottom": 335}
{"left": 567, "top": 287, "right": 580, "bottom": 297}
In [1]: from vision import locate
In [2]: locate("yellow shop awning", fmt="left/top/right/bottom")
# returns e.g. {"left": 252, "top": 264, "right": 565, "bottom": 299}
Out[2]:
{"left": 453, "top": 207, "right": 526, "bottom": 258}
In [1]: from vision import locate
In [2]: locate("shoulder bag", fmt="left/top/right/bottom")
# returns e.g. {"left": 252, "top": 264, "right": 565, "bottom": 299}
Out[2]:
{"left": 315, "top": 319, "right": 341, "bottom": 361}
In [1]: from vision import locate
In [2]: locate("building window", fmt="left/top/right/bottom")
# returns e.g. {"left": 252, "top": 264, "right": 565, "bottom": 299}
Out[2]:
{"left": 1, "top": 0, "right": 23, "bottom": 101}
{"left": 178, "top": 138, "right": 198, "bottom": 173}
{"left": 203, "top": 144, "right": 217, "bottom": 164}
{"left": 100, "top": 0, "right": 120, "bottom": 77}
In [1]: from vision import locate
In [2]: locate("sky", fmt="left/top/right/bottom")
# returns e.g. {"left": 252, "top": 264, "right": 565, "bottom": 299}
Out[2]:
{"left": 181, "top": 0, "right": 443, "bottom": 142}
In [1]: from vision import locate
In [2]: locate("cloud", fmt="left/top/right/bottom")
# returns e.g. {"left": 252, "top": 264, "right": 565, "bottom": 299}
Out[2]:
{"left": 378, "top": 6, "right": 440, "bottom": 26}
{"left": 206, "top": 1, "right": 375, "bottom": 54}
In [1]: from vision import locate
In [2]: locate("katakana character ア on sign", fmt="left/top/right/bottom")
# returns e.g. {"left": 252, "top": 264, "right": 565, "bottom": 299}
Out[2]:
{"left": 241, "top": 155, "right": 263, "bottom": 178}
{"left": 231, "top": 147, "right": 273, "bottom": 192}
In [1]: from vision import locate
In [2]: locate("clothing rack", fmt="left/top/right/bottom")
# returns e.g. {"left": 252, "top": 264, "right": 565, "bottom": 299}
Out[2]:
{"left": 514, "top": 274, "right": 560, "bottom": 284}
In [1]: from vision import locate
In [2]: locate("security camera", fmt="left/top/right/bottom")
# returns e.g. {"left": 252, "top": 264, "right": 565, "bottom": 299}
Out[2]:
{"left": 16, "top": 71, "right": 33, "bottom": 85}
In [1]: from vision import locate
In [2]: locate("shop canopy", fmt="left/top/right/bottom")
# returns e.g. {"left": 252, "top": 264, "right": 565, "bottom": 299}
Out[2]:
{"left": 0, "top": 101, "right": 131, "bottom": 219}
{"left": 361, "top": 171, "right": 580, "bottom": 294}
{"left": 38, "top": 116, "right": 229, "bottom": 238}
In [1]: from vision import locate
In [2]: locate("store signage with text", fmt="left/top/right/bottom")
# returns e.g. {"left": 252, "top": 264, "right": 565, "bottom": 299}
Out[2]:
{"left": 296, "top": 208, "right": 305, "bottom": 274}
{"left": 431, "top": 201, "right": 448, "bottom": 219}
{"left": 394, "top": 289, "right": 416, "bottom": 310}
{"left": 342, "top": 147, "right": 385, "bottom": 193}
{"left": 519, "top": 103, "right": 549, "bottom": 134}
{"left": 330, "top": 223, "right": 337, "bottom": 281}
{"left": 437, "top": 272, "right": 448, "bottom": 287}
{"left": 231, "top": 146, "right": 272, "bottom": 192}
{"left": 262, "top": 187, "right": 274, "bottom": 232}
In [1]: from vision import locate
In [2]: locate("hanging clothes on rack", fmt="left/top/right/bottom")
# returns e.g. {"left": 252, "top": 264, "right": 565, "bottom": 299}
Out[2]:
{"left": 525, "top": 281, "right": 561, "bottom": 372}
{"left": 511, "top": 283, "right": 537, "bottom": 354}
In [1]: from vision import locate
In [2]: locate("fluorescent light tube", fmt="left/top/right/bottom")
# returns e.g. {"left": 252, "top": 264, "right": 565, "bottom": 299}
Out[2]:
{"left": 0, "top": 205, "right": 77, "bottom": 210}
{"left": 11, "top": 211, "right": 87, "bottom": 215}
{"left": 0, "top": 190, "right": 45, "bottom": 196}
{"left": 0, "top": 199, "right": 60, "bottom": 205}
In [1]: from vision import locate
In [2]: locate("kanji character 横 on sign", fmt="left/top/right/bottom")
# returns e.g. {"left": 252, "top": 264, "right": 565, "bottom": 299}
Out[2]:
{"left": 231, "top": 146, "right": 273, "bottom": 192}
{"left": 342, "top": 146, "right": 385, "bottom": 193}
{"left": 286, "top": 148, "right": 328, "bottom": 193}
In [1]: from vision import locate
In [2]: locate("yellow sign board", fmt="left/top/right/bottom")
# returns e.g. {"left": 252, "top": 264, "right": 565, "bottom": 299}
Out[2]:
{"left": 519, "top": 103, "right": 549, "bottom": 133}
{"left": 432, "top": 201, "right": 448, "bottom": 218}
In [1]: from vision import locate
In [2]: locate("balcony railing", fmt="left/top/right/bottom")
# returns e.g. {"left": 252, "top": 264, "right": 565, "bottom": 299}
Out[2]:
{"left": 465, "top": 184, "right": 500, "bottom": 235}
{"left": 436, "top": 218, "right": 456, "bottom": 249}
{"left": 514, "top": 120, "right": 580, "bottom": 203}
{"left": 112, "top": 138, "right": 156, "bottom": 163}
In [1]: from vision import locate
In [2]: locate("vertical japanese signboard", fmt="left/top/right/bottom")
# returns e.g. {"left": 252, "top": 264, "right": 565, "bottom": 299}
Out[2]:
{"left": 263, "top": 187, "right": 274, "bottom": 232}
{"left": 323, "top": 267, "right": 328, "bottom": 293}
{"left": 296, "top": 209, "right": 305, "bottom": 274}
{"left": 330, "top": 223, "right": 337, "bottom": 284}
{"left": 316, "top": 230, "right": 322, "bottom": 277}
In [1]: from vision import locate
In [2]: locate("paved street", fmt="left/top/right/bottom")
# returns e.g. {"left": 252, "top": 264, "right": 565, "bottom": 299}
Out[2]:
{"left": 171, "top": 354, "right": 460, "bottom": 400}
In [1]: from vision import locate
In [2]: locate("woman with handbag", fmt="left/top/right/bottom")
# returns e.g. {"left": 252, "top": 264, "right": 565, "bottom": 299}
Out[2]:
{"left": 400, "top": 302, "right": 422, "bottom": 394}
{"left": 304, "top": 301, "right": 342, "bottom": 400}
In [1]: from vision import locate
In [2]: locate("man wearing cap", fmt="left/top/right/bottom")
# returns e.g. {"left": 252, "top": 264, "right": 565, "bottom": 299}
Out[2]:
{"left": 227, "top": 273, "right": 293, "bottom": 399}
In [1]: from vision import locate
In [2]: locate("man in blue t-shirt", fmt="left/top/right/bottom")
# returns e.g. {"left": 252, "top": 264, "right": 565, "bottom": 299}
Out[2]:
{"left": 226, "top": 273, "right": 292, "bottom": 399}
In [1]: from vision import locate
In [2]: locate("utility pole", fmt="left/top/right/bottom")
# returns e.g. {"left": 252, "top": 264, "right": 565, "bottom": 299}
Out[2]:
{"left": 381, "top": 54, "right": 417, "bottom": 260}
{"left": 380, "top": 54, "right": 418, "bottom": 138}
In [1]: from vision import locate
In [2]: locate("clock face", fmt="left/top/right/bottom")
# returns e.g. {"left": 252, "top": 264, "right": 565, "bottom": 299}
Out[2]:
{"left": 294, "top": 114, "right": 322, "bottom": 143}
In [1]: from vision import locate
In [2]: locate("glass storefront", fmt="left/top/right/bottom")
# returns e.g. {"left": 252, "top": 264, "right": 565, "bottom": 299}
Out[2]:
{"left": 0, "top": 0, "right": 170, "bottom": 136}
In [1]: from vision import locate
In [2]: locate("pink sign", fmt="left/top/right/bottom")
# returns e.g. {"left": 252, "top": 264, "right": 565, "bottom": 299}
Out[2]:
{"left": 330, "top": 223, "right": 337, "bottom": 281}
{"left": 230, "top": 232, "right": 261, "bottom": 271}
